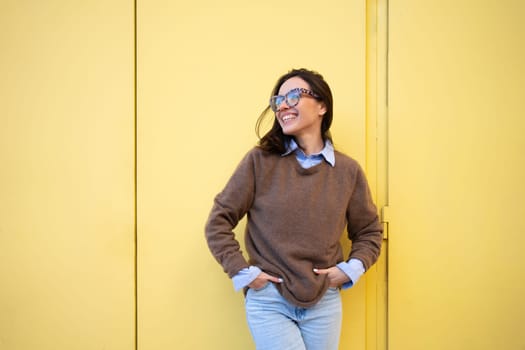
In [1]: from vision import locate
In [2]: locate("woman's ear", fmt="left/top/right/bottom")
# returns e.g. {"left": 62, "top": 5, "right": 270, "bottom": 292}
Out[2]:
{"left": 318, "top": 102, "right": 327, "bottom": 116}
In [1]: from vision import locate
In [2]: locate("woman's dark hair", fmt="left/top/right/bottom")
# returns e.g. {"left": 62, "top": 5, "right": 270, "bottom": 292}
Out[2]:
{"left": 256, "top": 68, "right": 333, "bottom": 154}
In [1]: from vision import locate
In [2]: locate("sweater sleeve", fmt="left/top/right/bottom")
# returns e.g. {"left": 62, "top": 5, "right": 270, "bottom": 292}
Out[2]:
{"left": 205, "top": 150, "right": 256, "bottom": 277}
{"left": 346, "top": 164, "right": 384, "bottom": 270}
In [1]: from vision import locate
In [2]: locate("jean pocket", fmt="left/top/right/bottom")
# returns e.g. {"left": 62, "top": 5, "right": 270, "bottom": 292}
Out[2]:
{"left": 252, "top": 282, "right": 272, "bottom": 292}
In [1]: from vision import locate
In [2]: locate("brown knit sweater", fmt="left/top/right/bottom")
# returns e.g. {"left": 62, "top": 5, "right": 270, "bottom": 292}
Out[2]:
{"left": 205, "top": 147, "right": 383, "bottom": 307}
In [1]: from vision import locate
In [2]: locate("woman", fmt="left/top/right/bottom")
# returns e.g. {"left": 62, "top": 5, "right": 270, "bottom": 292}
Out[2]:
{"left": 205, "top": 68, "right": 383, "bottom": 350}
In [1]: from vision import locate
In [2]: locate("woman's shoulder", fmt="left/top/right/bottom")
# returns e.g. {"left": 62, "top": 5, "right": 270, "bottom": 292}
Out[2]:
{"left": 333, "top": 150, "right": 362, "bottom": 170}
{"left": 235, "top": 146, "right": 281, "bottom": 168}
{"left": 244, "top": 146, "right": 280, "bottom": 160}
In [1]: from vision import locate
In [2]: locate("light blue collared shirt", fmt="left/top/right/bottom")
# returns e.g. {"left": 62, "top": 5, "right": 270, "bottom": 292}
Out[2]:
{"left": 232, "top": 139, "right": 365, "bottom": 291}
{"left": 281, "top": 138, "right": 336, "bottom": 168}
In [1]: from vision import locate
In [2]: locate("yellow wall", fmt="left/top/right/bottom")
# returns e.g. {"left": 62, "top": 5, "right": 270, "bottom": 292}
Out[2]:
{"left": 388, "top": 0, "right": 525, "bottom": 349}
{"left": 0, "top": 1, "right": 135, "bottom": 349}
{"left": 7, "top": 1, "right": 523, "bottom": 350}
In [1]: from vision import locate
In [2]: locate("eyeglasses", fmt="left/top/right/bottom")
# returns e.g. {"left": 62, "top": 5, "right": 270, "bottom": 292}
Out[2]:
{"left": 269, "top": 88, "right": 320, "bottom": 112}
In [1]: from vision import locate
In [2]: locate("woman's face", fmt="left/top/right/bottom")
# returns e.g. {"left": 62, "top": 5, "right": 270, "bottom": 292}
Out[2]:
{"left": 274, "top": 77, "right": 326, "bottom": 141}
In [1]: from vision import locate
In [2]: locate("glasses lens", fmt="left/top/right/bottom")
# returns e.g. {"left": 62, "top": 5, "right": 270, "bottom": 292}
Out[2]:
{"left": 270, "top": 96, "right": 284, "bottom": 112}
{"left": 286, "top": 90, "right": 301, "bottom": 108}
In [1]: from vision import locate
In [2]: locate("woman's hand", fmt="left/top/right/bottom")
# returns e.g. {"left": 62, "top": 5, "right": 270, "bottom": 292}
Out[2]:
{"left": 313, "top": 266, "right": 350, "bottom": 288}
{"left": 248, "top": 272, "right": 283, "bottom": 290}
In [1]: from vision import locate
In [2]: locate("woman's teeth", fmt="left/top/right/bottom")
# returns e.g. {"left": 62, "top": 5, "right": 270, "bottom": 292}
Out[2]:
{"left": 282, "top": 114, "right": 297, "bottom": 122}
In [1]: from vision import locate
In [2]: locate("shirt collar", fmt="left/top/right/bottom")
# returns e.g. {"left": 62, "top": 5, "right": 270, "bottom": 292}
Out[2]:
{"left": 282, "top": 138, "right": 336, "bottom": 167}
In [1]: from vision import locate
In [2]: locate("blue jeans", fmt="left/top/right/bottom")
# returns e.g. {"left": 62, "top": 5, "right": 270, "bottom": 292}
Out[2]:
{"left": 245, "top": 282, "right": 342, "bottom": 350}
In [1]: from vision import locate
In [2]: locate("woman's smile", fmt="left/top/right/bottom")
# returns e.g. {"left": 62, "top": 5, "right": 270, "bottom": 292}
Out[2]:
{"left": 279, "top": 112, "right": 298, "bottom": 124}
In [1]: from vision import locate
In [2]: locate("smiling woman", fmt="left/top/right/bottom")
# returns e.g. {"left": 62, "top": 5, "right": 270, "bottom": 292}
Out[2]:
{"left": 205, "top": 68, "right": 383, "bottom": 350}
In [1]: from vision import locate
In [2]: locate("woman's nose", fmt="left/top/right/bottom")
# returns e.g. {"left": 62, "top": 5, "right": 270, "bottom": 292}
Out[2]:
{"left": 276, "top": 100, "right": 289, "bottom": 111}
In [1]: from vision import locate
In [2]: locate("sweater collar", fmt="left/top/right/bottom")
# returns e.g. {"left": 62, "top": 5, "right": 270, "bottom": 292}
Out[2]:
{"left": 282, "top": 139, "right": 336, "bottom": 167}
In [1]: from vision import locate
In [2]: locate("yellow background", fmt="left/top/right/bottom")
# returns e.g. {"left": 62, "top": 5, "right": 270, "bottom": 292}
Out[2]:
{"left": 388, "top": 0, "right": 525, "bottom": 349}
{"left": 1, "top": 0, "right": 524, "bottom": 349}
{"left": 0, "top": 0, "right": 135, "bottom": 349}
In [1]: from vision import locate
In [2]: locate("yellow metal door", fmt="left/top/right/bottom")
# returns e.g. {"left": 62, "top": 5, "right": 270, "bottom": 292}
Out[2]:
{"left": 0, "top": 1, "right": 135, "bottom": 349}
{"left": 388, "top": 0, "right": 525, "bottom": 349}
{"left": 137, "top": 1, "right": 386, "bottom": 349}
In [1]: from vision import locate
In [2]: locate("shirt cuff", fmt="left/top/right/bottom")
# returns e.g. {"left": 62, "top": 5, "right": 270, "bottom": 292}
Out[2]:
{"left": 337, "top": 259, "right": 365, "bottom": 290}
{"left": 232, "top": 266, "right": 262, "bottom": 291}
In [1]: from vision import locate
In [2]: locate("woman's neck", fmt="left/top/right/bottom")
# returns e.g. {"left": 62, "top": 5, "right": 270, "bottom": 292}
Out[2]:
{"left": 295, "top": 135, "right": 324, "bottom": 155}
